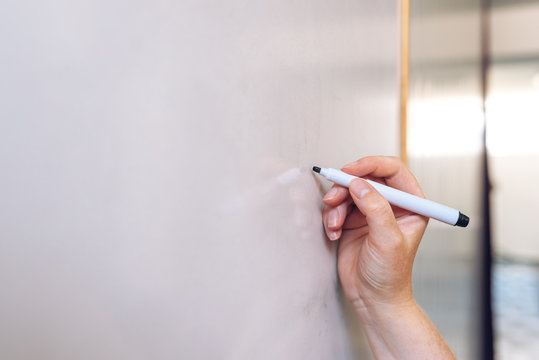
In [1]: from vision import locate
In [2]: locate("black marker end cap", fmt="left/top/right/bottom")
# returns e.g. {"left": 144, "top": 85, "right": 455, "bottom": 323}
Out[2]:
{"left": 312, "top": 166, "right": 321, "bottom": 173}
{"left": 456, "top": 212, "right": 470, "bottom": 227}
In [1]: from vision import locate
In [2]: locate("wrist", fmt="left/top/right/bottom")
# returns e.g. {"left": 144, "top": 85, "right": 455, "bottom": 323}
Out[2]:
{"left": 351, "top": 297, "right": 456, "bottom": 360}
{"left": 352, "top": 296, "right": 418, "bottom": 327}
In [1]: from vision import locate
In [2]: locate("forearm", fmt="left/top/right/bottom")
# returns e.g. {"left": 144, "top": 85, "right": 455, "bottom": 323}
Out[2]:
{"left": 355, "top": 300, "right": 456, "bottom": 360}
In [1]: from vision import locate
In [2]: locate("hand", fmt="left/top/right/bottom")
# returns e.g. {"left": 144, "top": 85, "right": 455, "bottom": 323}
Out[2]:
{"left": 322, "top": 156, "right": 455, "bottom": 359}
{"left": 322, "top": 156, "right": 429, "bottom": 312}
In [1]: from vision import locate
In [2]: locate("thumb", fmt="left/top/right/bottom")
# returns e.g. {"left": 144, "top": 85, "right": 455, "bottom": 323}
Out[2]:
{"left": 349, "top": 179, "right": 400, "bottom": 239}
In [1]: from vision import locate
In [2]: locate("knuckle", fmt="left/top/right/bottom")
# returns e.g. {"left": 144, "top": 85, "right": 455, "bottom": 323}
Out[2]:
{"left": 389, "top": 156, "right": 406, "bottom": 169}
{"left": 364, "top": 197, "right": 390, "bottom": 217}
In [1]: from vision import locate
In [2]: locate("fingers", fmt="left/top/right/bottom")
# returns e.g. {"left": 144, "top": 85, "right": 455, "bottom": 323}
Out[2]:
{"left": 348, "top": 178, "right": 401, "bottom": 241}
{"left": 342, "top": 208, "right": 367, "bottom": 230}
{"left": 322, "top": 185, "right": 349, "bottom": 206}
{"left": 321, "top": 185, "right": 350, "bottom": 241}
{"left": 322, "top": 157, "right": 423, "bottom": 242}
{"left": 342, "top": 204, "right": 420, "bottom": 231}
{"left": 323, "top": 197, "right": 353, "bottom": 241}
{"left": 342, "top": 156, "right": 425, "bottom": 198}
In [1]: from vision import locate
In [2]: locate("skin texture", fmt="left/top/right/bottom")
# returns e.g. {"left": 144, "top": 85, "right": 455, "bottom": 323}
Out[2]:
{"left": 322, "top": 156, "right": 455, "bottom": 360}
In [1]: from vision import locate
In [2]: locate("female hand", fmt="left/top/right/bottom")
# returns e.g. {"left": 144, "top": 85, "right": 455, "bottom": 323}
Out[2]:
{"left": 322, "top": 156, "right": 456, "bottom": 359}
{"left": 322, "top": 156, "right": 429, "bottom": 312}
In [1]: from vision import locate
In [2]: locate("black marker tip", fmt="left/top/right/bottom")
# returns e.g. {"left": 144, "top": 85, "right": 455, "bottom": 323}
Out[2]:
{"left": 312, "top": 166, "right": 321, "bottom": 173}
{"left": 456, "top": 212, "right": 470, "bottom": 227}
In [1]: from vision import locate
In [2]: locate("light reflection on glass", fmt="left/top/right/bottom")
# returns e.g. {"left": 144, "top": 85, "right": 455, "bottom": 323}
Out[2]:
{"left": 408, "top": 94, "right": 484, "bottom": 157}
{"left": 486, "top": 65, "right": 539, "bottom": 156}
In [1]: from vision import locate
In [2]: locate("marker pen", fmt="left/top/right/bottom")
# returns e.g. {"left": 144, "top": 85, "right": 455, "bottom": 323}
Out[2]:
{"left": 313, "top": 166, "right": 469, "bottom": 227}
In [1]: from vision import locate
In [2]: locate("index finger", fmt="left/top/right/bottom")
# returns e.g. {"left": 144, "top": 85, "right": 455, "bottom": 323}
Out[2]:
{"left": 341, "top": 156, "right": 425, "bottom": 198}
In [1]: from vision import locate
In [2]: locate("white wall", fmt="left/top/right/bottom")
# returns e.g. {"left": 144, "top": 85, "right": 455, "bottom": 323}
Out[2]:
{"left": 0, "top": 1, "right": 399, "bottom": 358}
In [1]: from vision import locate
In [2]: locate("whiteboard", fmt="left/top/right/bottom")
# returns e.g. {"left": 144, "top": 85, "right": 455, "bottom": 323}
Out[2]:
{"left": 0, "top": 1, "right": 399, "bottom": 358}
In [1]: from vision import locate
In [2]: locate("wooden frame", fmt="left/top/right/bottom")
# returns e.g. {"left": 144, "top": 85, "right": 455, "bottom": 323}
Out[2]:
{"left": 400, "top": 0, "right": 410, "bottom": 164}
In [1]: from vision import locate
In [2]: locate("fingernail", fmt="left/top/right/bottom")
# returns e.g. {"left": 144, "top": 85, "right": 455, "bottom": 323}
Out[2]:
{"left": 328, "top": 230, "right": 340, "bottom": 240}
{"left": 350, "top": 179, "right": 370, "bottom": 199}
{"left": 323, "top": 187, "right": 339, "bottom": 201}
{"left": 328, "top": 210, "right": 338, "bottom": 228}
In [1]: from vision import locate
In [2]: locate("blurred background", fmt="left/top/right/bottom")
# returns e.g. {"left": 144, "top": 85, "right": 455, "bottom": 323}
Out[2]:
{"left": 407, "top": 0, "right": 539, "bottom": 359}
{"left": 488, "top": 0, "right": 539, "bottom": 358}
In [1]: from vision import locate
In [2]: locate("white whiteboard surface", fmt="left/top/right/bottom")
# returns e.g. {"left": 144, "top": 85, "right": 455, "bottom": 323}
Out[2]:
{"left": 0, "top": 1, "right": 398, "bottom": 358}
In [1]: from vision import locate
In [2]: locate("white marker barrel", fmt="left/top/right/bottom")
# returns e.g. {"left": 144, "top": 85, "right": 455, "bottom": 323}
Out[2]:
{"left": 318, "top": 167, "right": 468, "bottom": 227}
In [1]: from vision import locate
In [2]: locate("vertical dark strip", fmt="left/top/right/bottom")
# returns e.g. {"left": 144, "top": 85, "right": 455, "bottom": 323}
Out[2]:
{"left": 479, "top": 0, "right": 494, "bottom": 359}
